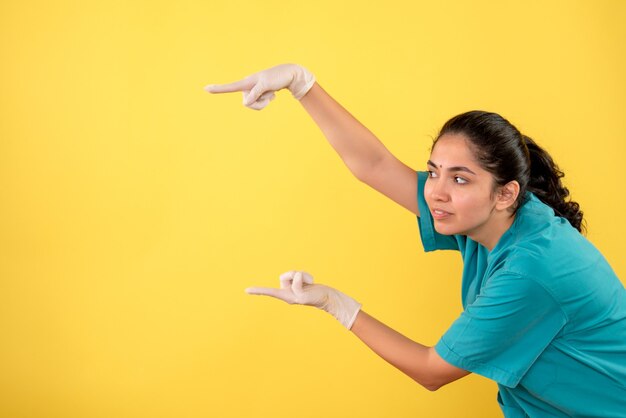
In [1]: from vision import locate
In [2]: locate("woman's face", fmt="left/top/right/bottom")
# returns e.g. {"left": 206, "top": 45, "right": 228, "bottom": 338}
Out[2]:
{"left": 423, "top": 133, "right": 500, "bottom": 242}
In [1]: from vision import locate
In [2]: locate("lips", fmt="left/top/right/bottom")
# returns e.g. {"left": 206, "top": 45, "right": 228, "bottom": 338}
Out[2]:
{"left": 431, "top": 208, "right": 452, "bottom": 220}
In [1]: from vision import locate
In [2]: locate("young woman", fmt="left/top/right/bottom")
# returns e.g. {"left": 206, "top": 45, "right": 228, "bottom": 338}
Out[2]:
{"left": 205, "top": 64, "right": 626, "bottom": 417}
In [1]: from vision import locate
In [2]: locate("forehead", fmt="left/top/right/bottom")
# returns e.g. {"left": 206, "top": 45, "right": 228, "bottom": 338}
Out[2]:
{"left": 430, "top": 133, "right": 480, "bottom": 167}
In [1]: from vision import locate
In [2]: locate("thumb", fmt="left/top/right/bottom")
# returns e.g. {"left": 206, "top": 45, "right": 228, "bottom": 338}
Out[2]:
{"left": 246, "top": 91, "right": 275, "bottom": 111}
{"left": 291, "top": 271, "right": 305, "bottom": 297}
{"left": 243, "top": 82, "right": 267, "bottom": 106}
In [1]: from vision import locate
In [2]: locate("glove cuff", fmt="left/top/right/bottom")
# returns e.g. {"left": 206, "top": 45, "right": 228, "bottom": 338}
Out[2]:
{"left": 324, "top": 289, "right": 362, "bottom": 330}
{"left": 289, "top": 65, "right": 316, "bottom": 100}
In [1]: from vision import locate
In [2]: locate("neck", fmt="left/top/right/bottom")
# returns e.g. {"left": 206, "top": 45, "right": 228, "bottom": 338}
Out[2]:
{"left": 470, "top": 211, "right": 516, "bottom": 251}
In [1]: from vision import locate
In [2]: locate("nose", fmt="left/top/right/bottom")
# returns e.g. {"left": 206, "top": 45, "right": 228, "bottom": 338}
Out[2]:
{"left": 429, "top": 177, "right": 450, "bottom": 202}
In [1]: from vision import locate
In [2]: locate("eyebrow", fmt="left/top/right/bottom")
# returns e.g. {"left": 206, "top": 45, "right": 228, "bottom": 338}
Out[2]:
{"left": 427, "top": 160, "right": 477, "bottom": 175}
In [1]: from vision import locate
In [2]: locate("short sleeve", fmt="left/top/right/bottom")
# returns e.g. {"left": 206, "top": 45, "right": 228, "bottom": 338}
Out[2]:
{"left": 416, "top": 171, "right": 462, "bottom": 252}
{"left": 435, "top": 272, "right": 567, "bottom": 388}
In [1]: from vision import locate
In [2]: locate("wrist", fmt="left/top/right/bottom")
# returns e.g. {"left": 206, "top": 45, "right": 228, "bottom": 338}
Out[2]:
{"left": 288, "top": 64, "right": 316, "bottom": 100}
{"left": 323, "top": 287, "right": 362, "bottom": 330}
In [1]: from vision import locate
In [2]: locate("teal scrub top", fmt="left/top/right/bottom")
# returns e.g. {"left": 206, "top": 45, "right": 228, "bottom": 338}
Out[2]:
{"left": 415, "top": 171, "right": 626, "bottom": 417}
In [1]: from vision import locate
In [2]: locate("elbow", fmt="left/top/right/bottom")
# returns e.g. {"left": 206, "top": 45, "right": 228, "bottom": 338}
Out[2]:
{"left": 348, "top": 155, "right": 385, "bottom": 184}
{"left": 423, "top": 382, "right": 443, "bottom": 392}
{"left": 351, "top": 164, "right": 371, "bottom": 184}
{"left": 420, "top": 381, "right": 443, "bottom": 392}
{"left": 415, "top": 376, "right": 449, "bottom": 392}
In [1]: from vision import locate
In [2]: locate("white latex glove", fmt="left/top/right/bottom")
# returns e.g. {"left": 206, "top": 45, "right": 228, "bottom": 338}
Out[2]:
{"left": 246, "top": 271, "right": 362, "bottom": 330}
{"left": 204, "top": 63, "right": 316, "bottom": 110}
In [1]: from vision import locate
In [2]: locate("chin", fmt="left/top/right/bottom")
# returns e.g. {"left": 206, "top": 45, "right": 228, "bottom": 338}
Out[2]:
{"left": 433, "top": 222, "right": 460, "bottom": 236}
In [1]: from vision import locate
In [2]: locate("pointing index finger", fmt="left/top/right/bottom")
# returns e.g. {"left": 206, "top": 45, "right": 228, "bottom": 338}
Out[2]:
{"left": 204, "top": 78, "right": 252, "bottom": 94}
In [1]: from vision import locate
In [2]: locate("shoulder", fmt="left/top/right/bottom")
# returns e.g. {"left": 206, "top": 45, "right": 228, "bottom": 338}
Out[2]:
{"left": 489, "top": 195, "right": 608, "bottom": 301}
{"left": 501, "top": 193, "right": 597, "bottom": 266}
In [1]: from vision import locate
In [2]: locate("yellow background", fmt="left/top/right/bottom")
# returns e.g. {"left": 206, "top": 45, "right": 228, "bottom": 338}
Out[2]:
{"left": 1, "top": 1, "right": 625, "bottom": 417}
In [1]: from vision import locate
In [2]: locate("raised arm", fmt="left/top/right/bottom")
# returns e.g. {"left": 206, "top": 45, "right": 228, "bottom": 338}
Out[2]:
{"left": 205, "top": 64, "right": 419, "bottom": 216}
{"left": 298, "top": 83, "right": 419, "bottom": 215}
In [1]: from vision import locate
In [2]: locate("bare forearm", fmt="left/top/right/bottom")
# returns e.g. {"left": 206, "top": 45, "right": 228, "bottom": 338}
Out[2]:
{"left": 350, "top": 310, "right": 437, "bottom": 389}
{"left": 350, "top": 311, "right": 469, "bottom": 391}
{"left": 298, "top": 83, "right": 392, "bottom": 180}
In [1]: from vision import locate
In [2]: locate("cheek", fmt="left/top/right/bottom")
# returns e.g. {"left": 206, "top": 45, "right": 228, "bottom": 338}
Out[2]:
{"left": 455, "top": 192, "right": 493, "bottom": 218}
{"left": 422, "top": 180, "right": 433, "bottom": 204}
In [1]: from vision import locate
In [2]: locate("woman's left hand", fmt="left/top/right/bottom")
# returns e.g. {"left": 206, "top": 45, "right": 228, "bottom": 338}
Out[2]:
{"left": 246, "top": 271, "right": 362, "bottom": 329}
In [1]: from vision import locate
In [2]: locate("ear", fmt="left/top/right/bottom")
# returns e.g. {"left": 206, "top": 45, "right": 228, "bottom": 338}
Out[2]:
{"left": 495, "top": 180, "right": 520, "bottom": 211}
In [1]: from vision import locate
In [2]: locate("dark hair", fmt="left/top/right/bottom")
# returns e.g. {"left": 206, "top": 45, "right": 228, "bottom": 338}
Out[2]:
{"left": 434, "top": 110, "right": 585, "bottom": 233}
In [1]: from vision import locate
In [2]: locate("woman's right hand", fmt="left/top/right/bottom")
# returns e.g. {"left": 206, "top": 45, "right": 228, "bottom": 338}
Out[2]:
{"left": 204, "top": 63, "right": 316, "bottom": 110}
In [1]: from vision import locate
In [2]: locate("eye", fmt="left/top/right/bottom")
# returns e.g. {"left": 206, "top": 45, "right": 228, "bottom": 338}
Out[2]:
{"left": 454, "top": 176, "right": 468, "bottom": 184}
{"left": 427, "top": 170, "right": 438, "bottom": 178}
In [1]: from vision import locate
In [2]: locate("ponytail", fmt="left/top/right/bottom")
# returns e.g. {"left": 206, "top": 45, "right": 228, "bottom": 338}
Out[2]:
{"left": 522, "top": 135, "right": 585, "bottom": 232}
